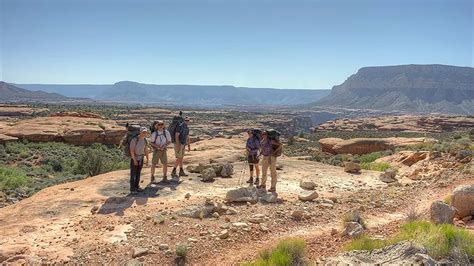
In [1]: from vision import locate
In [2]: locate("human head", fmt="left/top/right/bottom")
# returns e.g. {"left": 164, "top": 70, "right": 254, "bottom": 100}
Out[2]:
{"left": 184, "top": 117, "right": 190, "bottom": 124}
{"left": 262, "top": 131, "right": 268, "bottom": 139}
{"left": 139, "top": 127, "right": 148, "bottom": 137}
{"left": 154, "top": 120, "right": 164, "bottom": 130}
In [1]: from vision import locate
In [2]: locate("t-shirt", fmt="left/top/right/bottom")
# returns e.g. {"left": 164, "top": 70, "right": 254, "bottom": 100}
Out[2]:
{"left": 175, "top": 123, "right": 189, "bottom": 145}
{"left": 246, "top": 136, "right": 261, "bottom": 155}
{"left": 151, "top": 130, "right": 171, "bottom": 149}
{"left": 130, "top": 137, "right": 147, "bottom": 161}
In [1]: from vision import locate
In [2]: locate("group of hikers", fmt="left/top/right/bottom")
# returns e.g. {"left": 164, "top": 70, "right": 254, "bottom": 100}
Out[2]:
{"left": 124, "top": 112, "right": 283, "bottom": 194}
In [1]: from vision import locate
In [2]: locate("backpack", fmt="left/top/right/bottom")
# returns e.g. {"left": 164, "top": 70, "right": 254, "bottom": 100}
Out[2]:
{"left": 168, "top": 116, "right": 185, "bottom": 143}
{"left": 153, "top": 130, "right": 169, "bottom": 145}
{"left": 121, "top": 124, "right": 141, "bottom": 157}
{"left": 252, "top": 128, "right": 262, "bottom": 141}
{"left": 267, "top": 129, "right": 283, "bottom": 157}
{"left": 267, "top": 129, "right": 281, "bottom": 141}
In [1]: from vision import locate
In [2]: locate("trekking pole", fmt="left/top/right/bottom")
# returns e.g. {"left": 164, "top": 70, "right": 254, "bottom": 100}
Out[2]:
{"left": 239, "top": 159, "right": 248, "bottom": 186}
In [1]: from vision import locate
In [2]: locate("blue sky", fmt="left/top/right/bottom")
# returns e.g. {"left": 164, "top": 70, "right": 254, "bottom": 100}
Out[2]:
{"left": 1, "top": 0, "right": 472, "bottom": 89}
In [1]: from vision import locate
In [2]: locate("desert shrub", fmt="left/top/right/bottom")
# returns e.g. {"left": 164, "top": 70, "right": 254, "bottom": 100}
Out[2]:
{"left": 176, "top": 244, "right": 188, "bottom": 257}
{"left": 443, "top": 195, "right": 452, "bottom": 205}
{"left": 405, "top": 206, "right": 422, "bottom": 222}
{"left": 74, "top": 148, "right": 105, "bottom": 176}
{"left": 359, "top": 151, "right": 386, "bottom": 163}
{"left": 243, "top": 238, "right": 306, "bottom": 266}
{"left": 345, "top": 221, "right": 474, "bottom": 259}
{"left": 360, "top": 162, "right": 391, "bottom": 172}
{"left": 0, "top": 166, "right": 30, "bottom": 190}
{"left": 342, "top": 210, "right": 366, "bottom": 229}
{"left": 287, "top": 136, "right": 295, "bottom": 146}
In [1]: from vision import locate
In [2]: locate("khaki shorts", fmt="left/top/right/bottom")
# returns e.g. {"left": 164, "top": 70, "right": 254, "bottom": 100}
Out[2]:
{"left": 174, "top": 144, "right": 186, "bottom": 158}
{"left": 152, "top": 149, "right": 168, "bottom": 165}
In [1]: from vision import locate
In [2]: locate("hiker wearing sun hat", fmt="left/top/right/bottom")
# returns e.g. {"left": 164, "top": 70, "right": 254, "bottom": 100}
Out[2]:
{"left": 129, "top": 126, "right": 150, "bottom": 193}
{"left": 150, "top": 120, "right": 171, "bottom": 183}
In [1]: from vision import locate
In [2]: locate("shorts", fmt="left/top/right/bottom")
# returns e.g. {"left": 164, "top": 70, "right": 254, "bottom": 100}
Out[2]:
{"left": 174, "top": 144, "right": 186, "bottom": 158}
{"left": 248, "top": 154, "right": 259, "bottom": 164}
{"left": 152, "top": 149, "right": 167, "bottom": 165}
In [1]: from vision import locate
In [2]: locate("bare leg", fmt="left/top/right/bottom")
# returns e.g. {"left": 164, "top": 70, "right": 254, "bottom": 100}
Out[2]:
{"left": 151, "top": 163, "right": 156, "bottom": 177}
{"left": 163, "top": 164, "right": 168, "bottom": 177}
{"left": 255, "top": 164, "right": 260, "bottom": 177}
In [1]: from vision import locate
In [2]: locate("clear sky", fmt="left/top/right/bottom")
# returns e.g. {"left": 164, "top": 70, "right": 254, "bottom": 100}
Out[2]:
{"left": 1, "top": 0, "right": 472, "bottom": 89}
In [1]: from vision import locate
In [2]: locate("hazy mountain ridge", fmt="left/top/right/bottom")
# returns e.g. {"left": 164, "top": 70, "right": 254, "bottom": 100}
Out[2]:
{"left": 0, "top": 82, "right": 69, "bottom": 102}
{"left": 18, "top": 81, "right": 331, "bottom": 106}
{"left": 316, "top": 64, "right": 474, "bottom": 115}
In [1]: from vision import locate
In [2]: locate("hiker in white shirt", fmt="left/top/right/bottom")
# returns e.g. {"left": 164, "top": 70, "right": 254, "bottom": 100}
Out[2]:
{"left": 150, "top": 120, "right": 172, "bottom": 183}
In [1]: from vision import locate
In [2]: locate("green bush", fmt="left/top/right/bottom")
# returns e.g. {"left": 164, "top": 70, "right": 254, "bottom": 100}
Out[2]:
{"left": 176, "top": 244, "right": 188, "bottom": 257}
{"left": 345, "top": 221, "right": 474, "bottom": 259}
{"left": 360, "top": 162, "right": 392, "bottom": 172}
{"left": 0, "top": 166, "right": 30, "bottom": 190}
{"left": 74, "top": 148, "right": 105, "bottom": 176}
{"left": 243, "top": 238, "right": 306, "bottom": 266}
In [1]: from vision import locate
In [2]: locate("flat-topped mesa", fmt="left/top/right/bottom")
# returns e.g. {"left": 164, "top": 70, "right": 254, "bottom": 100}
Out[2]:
{"left": 319, "top": 137, "right": 437, "bottom": 155}
{"left": 0, "top": 116, "right": 126, "bottom": 145}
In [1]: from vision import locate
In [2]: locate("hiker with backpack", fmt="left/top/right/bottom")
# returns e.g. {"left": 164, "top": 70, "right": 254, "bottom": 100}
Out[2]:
{"left": 246, "top": 128, "right": 261, "bottom": 185}
{"left": 169, "top": 114, "right": 191, "bottom": 178}
{"left": 150, "top": 120, "right": 172, "bottom": 183}
{"left": 129, "top": 126, "right": 150, "bottom": 193}
{"left": 258, "top": 129, "right": 283, "bottom": 192}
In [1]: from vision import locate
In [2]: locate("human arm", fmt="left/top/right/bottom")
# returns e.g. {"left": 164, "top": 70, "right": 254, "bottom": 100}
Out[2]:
{"left": 144, "top": 143, "right": 149, "bottom": 166}
{"left": 130, "top": 138, "right": 138, "bottom": 165}
{"left": 186, "top": 135, "right": 191, "bottom": 152}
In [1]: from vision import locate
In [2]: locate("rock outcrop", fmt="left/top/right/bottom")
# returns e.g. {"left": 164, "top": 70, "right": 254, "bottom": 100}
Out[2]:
{"left": 319, "top": 137, "right": 436, "bottom": 155}
{"left": 0, "top": 116, "right": 125, "bottom": 145}
{"left": 315, "top": 115, "right": 474, "bottom": 133}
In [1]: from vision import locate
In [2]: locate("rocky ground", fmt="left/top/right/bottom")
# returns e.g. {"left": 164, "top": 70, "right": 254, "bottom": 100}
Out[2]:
{"left": 1, "top": 134, "right": 472, "bottom": 265}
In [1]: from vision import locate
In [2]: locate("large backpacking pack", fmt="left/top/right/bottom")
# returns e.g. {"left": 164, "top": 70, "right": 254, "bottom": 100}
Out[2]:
{"left": 252, "top": 128, "right": 262, "bottom": 141}
{"left": 168, "top": 116, "right": 186, "bottom": 143}
{"left": 267, "top": 129, "right": 281, "bottom": 141}
{"left": 121, "top": 124, "right": 141, "bottom": 157}
{"left": 150, "top": 120, "right": 159, "bottom": 133}
{"left": 267, "top": 129, "right": 283, "bottom": 157}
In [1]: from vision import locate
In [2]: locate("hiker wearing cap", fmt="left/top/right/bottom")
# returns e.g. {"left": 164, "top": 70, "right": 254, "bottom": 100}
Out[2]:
{"left": 150, "top": 120, "right": 171, "bottom": 183}
{"left": 171, "top": 117, "right": 191, "bottom": 178}
{"left": 246, "top": 129, "right": 261, "bottom": 185}
{"left": 129, "top": 127, "right": 150, "bottom": 193}
{"left": 258, "top": 130, "right": 282, "bottom": 192}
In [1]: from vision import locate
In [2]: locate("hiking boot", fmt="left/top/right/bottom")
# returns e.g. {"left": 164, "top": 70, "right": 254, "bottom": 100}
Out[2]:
{"left": 254, "top": 177, "right": 260, "bottom": 186}
{"left": 246, "top": 177, "right": 254, "bottom": 184}
{"left": 162, "top": 176, "right": 169, "bottom": 183}
{"left": 171, "top": 168, "right": 178, "bottom": 178}
{"left": 268, "top": 187, "right": 276, "bottom": 193}
{"left": 257, "top": 184, "right": 266, "bottom": 190}
{"left": 136, "top": 188, "right": 144, "bottom": 192}
{"left": 179, "top": 169, "right": 188, "bottom": 177}
{"left": 150, "top": 176, "right": 155, "bottom": 183}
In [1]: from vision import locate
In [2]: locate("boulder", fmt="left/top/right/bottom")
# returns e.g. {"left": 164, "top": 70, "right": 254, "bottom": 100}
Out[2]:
{"left": 225, "top": 187, "right": 258, "bottom": 203}
{"left": 400, "top": 151, "right": 428, "bottom": 166}
{"left": 342, "top": 222, "right": 364, "bottom": 238}
{"left": 200, "top": 168, "right": 216, "bottom": 182}
{"left": 300, "top": 180, "right": 316, "bottom": 190}
{"left": 298, "top": 191, "right": 319, "bottom": 202}
{"left": 219, "top": 229, "right": 229, "bottom": 239}
{"left": 291, "top": 210, "right": 304, "bottom": 220}
{"left": 456, "top": 150, "right": 472, "bottom": 163}
{"left": 379, "top": 169, "right": 397, "bottom": 183}
{"left": 344, "top": 162, "right": 361, "bottom": 174}
{"left": 260, "top": 192, "right": 278, "bottom": 203}
{"left": 248, "top": 214, "right": 265, "bottom": 224}
{"left": 430, "top": 201, "right": 455, "bottom": 224}
{"left": 220, "top": 163, "right": 234, "bottom": 177}
{"left": 319, "top": 137, "right": 436, "bottom": 155}
{"left": 451, "top": 184, "right": 474, "bottom": 218}
{"left": 132, "top": 247, "right": 149, "bottom": 258}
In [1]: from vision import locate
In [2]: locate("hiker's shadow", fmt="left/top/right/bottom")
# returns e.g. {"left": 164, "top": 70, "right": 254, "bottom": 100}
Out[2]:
{"left": 98, "top": 179, "right": 182, "bottom": 216}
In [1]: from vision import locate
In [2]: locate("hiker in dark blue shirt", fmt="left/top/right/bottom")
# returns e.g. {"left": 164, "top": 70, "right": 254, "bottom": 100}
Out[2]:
{"left": 171, "top": 117, "right": 191, "bottom": 178}
{"left": 246, "top": 129, "right": 261, "bottom": 185}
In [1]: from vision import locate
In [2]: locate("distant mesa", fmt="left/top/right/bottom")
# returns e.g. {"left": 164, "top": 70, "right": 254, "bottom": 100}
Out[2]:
{"left": 316, "top": 64, "right": 474, "bottom": 115}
